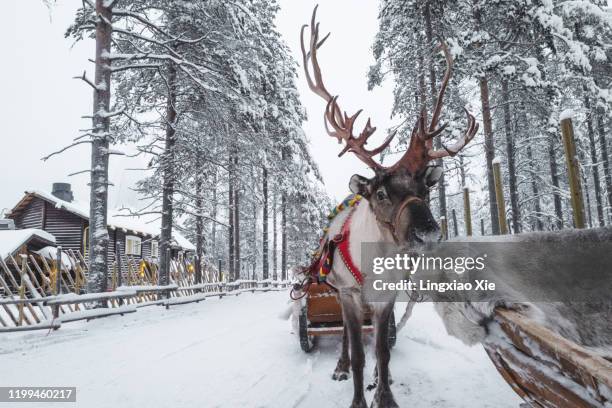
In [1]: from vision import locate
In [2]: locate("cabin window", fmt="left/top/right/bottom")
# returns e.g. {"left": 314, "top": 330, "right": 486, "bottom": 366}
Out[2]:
{"left": 125, "top": 235, "right": 142, "bottom": 256}
{"left": 151, "top": 240, "right": 159, "bottom": 259}
{"left": 83, "top": 226, "right": 89, "bottom": 256}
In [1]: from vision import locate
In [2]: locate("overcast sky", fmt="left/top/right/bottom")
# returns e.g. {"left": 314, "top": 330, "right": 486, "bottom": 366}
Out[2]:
{"left": 0, "top": 0, "right": 394, "bottom": 215}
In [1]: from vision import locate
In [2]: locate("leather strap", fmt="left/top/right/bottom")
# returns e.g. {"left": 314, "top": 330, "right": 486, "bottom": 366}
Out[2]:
{"left": 377, "top": 196, "right": 424, "bottom": 244}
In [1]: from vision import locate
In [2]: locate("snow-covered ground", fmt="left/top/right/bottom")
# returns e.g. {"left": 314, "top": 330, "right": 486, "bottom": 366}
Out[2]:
{"left": 0, "top": 291, "right": 520, "bottom": 408}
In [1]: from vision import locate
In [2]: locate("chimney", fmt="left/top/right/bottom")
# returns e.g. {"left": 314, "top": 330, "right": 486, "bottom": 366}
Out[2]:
{"left": 51, "top": 183, "right": 74, "bottom": 203}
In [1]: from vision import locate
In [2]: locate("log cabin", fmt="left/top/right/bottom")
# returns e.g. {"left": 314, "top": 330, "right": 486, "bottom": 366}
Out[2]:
{"left": 6, "top": 183, "right": 195, "bottom": 270}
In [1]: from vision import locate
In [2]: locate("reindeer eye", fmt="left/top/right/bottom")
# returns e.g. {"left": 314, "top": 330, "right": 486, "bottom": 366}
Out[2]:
{"left": 376, "top": 189, "right": 387, "bottom": 201}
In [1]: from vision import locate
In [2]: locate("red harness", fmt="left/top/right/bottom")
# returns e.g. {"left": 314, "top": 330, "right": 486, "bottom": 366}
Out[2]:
{"left": 332, "top": 203, "right": 364, "bottom": 285}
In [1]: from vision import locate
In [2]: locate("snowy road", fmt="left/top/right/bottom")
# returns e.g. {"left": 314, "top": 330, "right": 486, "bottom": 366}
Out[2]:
{"left": 0, "top": 291, "right": 520, "bottom": 408}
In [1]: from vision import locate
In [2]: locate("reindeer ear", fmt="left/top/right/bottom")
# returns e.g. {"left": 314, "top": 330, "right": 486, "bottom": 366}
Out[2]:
{"left": 349, "top": 174, "right": 372, "bottom": 197}
{"left": 424, "top": 166, "right": 443, "bottom": 187}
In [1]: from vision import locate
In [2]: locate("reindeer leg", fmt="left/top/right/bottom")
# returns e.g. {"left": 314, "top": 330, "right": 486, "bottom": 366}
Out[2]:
{"left": 367, "top": 366, "right": 378, "bottom": 391}
{"left": 332, "top": 322, "right": 351, "bottom": 381}
{"left": 367, "top": 365, "right": 394, "bottom": 392}
{"left": 371, "top": 302, "right": 398, "bottom": 408}
{"left": 340, "top": 291, "right": 367, "bottom": 408}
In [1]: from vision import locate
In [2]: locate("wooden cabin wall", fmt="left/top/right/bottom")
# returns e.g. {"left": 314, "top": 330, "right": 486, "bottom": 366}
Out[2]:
{"left": 44, "top": 202, "right": 86, "bottom": 253}
{"left": 12, "top": 198, "right": 44, "bottom": 229}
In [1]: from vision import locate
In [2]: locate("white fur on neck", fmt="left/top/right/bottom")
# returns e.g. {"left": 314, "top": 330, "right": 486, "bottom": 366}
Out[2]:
{"left": 326, "top": 199, "right": 393, "bottom": 289}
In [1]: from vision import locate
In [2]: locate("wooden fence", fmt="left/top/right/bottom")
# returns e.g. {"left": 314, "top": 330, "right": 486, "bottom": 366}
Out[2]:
{"left": 0, "top": 249, "right": 289, "bottom": 333}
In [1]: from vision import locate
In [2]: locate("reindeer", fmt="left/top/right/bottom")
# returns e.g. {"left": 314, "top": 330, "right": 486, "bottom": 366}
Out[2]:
{"left": 301, "top": 6, "right": 478, "bottom": 408}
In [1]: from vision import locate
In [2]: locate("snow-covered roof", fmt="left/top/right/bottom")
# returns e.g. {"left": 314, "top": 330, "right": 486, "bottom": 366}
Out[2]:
{"left": 0, "top": 229, "right": 56, "bottom": 261}
{"left": 9, "top": 190, "right": 195, "bottom": 251}
{"left": 171, "top": 231, "right": 196, "bottom": 251}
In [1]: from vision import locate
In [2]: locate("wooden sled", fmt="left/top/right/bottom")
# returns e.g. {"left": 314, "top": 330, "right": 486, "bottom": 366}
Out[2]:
{"left": 298, "top": 282, "right": 396, "bottom": 352}
{"left": 485, "top": 309, "right": 612, "bottom": 408}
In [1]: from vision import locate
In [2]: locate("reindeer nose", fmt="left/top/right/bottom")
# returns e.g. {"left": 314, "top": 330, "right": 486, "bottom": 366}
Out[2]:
{"left": 412, "top": 229, "right": 441, "bottom": 245}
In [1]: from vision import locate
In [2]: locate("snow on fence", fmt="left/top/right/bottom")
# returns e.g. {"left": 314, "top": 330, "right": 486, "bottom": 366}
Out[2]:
{"left": 0, "top": 250, "right": 289, "bottom": 333}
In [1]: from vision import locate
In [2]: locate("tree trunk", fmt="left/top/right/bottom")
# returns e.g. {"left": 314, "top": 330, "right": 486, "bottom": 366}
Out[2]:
{"left": 526, "top": 144, "right": 543, "bottom": 231}
{"left": 251, "top": 195, "right": 257, "bottom": 279}
{"left": 584, "top": 95, "right": 604, "bottom": 227}
{"left": 280, "top": 146, "right": 288, "bottom": 281}
{"left": 479, "top": 77, "right": 500, "bottom": 234}
{"left": 272, "top": 190, "right": 277, "bottom": 280}
{"left": 87, "top": 0, "right": 113, "bottom": 296}
{"left": 548, "top": 135, "right": 564, "bottom": 230}
{"left": 234, "top": 155, "right": 241, "bottom": 280}
{"left": 262, "top": 166, "right": 269, "bottom": 280}
{"left": 423, "top": 2, "right": 447, "bottom": 221}
{"left": 281, "top": 192, "right": 287, "bottom": 281}
{"left": 210, "top": 136, "right": 219, "bottom": 262}
{"left": 158, "top": 62, "right": 177, "bottom": 286}
{"left": 211, "top": 182, "right": 217, "bottom": 262}
{"left": 194, "top": 153, "right": 204, "bottom": 284}
{"left": 596, "top": 110, "right": 612, "bottom": 222}
{"left": 501, "top": 80, "right": 520, "bottom": 233}
{"left": 228, "top": 152, "right": 235, "bottom": 281}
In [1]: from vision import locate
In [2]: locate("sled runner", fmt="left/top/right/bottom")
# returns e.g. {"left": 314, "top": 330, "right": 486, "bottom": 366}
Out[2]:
{"left": 485, "top": 308, "right": 612, "bottom": 408}
{"left": 297, "top": 282, "right": 396, "bottom": 353}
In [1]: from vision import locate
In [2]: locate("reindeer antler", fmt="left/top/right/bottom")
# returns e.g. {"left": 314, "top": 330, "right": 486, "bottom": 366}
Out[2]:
{"left": 388, "top": 40, "right": 479, "bottom": 173}
{"left": 302, "top": 7, "right": 478, "bottom": 174}
{"left": 301, "top": 6, "right": 396, "bottom": 170}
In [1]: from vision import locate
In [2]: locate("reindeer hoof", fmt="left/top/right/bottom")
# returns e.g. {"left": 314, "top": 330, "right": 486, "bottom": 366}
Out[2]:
{"left": 332, "top": 368, "right": 350, "bottom": 381}
{"left": 370, "top": 388, "right": 399, "bottom": 408}
{"left": 350, "top": 398, "right": 368, "bottom": 408}
{"left": 367, "top": 369, "right": 393, "bottom": 391}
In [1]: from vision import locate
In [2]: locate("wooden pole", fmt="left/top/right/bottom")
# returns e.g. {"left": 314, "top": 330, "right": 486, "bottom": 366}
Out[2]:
{"left": 451, "top": 209, "right": 458, "bottom": 237}
{"left": 493, "top": 159, "right": 508, "bottom": 234}
{"left": 480, "top": 219, "right": 485, "bottom": 236}
{"left": 440, "top": 216, "right": 448, "bottom": 240}
{"left": 561, "top": 116, "right": 586, "bottom": 228}
{"left": 463, "top": 187, "right": 473, "bottom": 236}
{"left": 53, "top": 246, "right": 62, "bottom": 321}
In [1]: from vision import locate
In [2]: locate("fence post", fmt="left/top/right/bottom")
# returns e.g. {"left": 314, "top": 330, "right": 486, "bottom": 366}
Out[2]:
{"left": 165, "top": 247, "right": 171, "bottom": 310}
{"left": 18, "top": 258, "right": 25, "bottom": 326}
{"left": 493, "top": 158, "right": 508, "bottom": 234}
{"left": 451, "top": 209, "right": 458, "bottom": 237}
{"left": 463, "top": 187, "right": 473, "bottom": 236}
{"left": 560, "top": 116, "right": 586, "bottom": 228}
{"left": 53, "top": 246, "right": 62, "bottom": 320}
{"left": 480, "top": 219, "right": 485, "bottom": 236}
{"left": 116, "top": 242, "right": 123, "bottom": 306}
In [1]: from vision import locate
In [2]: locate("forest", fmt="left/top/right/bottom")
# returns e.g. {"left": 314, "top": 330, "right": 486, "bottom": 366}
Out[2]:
{"left": 52, "top": 0, "right": 610, "bottom": 293}
{"left": 49, "top": 0, "right": 334, "bottom": 293}
{"left": 369, "top": 0, "right": 611, "bottom": 237}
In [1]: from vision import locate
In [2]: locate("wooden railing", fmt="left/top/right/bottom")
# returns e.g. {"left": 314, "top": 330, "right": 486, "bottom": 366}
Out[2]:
{"left": 0, "top": 250, "right": 289, "bottom": 333}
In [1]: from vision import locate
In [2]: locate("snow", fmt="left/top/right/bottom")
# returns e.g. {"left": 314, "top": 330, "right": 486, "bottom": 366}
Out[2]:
{"left": 0, "top": 291, "right": 520, "bottom": 407}
{"left": 170, "top": 230, "right": 196, "bottom": 251}
{"left": 559, "top": 109, "right": 575, "bottom": 121}
{"left": 55, "top": 305, "right": 138, "bottom": 324}
{"left": 35, "top": 246, "right": 77, "bottom": 269}
{"left": 0, "top": 229, "right": 56, "bottom": 260}
{"left": 492, "top": 157, "right": 502, "bottom": 165}
{"left": 502, "top": 65, "right": 516, "bottom": 75}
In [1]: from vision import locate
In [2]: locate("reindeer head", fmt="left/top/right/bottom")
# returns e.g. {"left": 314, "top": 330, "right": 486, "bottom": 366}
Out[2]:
{"left": 301, "top": 6, "right": 478, "bottom": 246}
